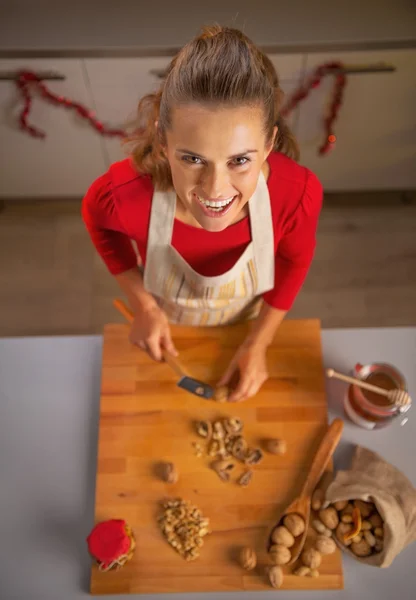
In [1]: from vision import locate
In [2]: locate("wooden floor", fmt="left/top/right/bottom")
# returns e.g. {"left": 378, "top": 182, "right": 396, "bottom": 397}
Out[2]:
{"left": 1, "top": 197, "right": 415, "bottom": 337}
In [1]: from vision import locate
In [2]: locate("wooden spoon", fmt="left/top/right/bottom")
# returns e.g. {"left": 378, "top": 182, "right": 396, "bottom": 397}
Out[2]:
{"left": 267, "top": 418, "right": 344, "bottom": 565}
{"left": 326, "top": 368, "right": 411, "bottom": 408}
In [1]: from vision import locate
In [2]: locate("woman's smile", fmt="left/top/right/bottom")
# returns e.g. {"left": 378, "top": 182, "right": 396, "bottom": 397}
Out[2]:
{"left": 194, "top": 192, "right": 238, "bottom": 218}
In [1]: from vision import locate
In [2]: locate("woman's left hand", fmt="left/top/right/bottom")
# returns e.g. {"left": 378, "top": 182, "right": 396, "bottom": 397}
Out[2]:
{"left": 217, "top": 341, "right": 269, "bottom": 402}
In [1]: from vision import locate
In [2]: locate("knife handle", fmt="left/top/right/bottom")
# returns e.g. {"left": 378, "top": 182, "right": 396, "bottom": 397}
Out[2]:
{"left": 112, "top": 298, "right": 187, "bottom": 376}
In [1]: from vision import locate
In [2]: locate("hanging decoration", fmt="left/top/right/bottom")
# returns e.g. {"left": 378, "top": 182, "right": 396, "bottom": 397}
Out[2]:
{"left": 12, "top": 64, "right": 346, "bottom": 155}
{"left": 281, "top": 61, "right": 346, "bottom": 155}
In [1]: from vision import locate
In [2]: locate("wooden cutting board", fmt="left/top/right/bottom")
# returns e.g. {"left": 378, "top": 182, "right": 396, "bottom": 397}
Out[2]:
{"left": 90, "top": 318, "right": 343, "bottom": 594}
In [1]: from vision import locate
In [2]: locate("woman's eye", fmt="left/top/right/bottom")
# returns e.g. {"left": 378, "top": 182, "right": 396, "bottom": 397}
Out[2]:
{"left": 232, "top": 157, "right": 250, "bottom": 166}
{"left": 182, "top": 155, "right": 202, "bottom": 165}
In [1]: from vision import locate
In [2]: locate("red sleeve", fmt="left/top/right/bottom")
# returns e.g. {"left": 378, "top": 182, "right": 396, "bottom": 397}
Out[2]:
{"left": 263, "top": 169, "right": 323, "bottom": 311}
{"left": 81, "top": 172, "right": 138, "bottom": 275}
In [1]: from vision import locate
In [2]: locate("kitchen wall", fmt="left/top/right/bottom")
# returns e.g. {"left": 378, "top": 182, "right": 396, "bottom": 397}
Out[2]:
{"left": 1, "top": 0, "right": 415, "bottom": 51}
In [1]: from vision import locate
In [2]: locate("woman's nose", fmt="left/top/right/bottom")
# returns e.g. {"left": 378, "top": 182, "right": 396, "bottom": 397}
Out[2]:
{"left": 200, "top": 167, "right": 230, "bottom": 199}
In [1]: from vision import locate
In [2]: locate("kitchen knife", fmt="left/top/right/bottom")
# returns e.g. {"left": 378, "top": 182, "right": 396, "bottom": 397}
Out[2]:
{"left": 113, "top": 298, "right": 214, "bottom": 399}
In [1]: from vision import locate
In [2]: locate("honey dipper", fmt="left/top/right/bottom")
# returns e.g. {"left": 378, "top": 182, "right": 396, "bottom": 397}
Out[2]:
{"left": 326, "top": 368, "right": 411, "bottom": 407}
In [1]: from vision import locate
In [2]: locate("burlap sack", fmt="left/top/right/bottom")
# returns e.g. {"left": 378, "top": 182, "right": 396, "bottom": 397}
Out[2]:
{"left": 325, "top": 446, "right": 416, "bottom": 567}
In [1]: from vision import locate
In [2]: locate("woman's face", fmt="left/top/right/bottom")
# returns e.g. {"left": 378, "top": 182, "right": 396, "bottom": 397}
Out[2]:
{"left": 165, "top": 104, "right": 275, "bottom": 232}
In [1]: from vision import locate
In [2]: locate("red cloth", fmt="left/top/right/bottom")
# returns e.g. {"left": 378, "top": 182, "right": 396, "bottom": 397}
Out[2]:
{"left": 87, "top": 519, "right": 131, "bottom": 566}
{"left": 82, "top": 152, "right": 323, "bottom": 310}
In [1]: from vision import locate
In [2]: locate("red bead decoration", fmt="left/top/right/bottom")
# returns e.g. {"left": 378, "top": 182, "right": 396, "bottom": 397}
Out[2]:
{"left": 282, "top": 61, "right": 346, "bottom": 156}
{"left": 15, "top": 70, "right": 126, "bottom": 139}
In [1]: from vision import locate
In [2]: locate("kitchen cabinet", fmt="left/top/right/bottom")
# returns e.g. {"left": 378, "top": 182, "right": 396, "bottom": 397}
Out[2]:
{"left": 0, "top": 59, "right": 107, "bottom": 198}
{"left": 85, "top": 54, "right": 306, "bottom": 166}
{"left": 297, "top": 50, "right": 416, "bottom": 191}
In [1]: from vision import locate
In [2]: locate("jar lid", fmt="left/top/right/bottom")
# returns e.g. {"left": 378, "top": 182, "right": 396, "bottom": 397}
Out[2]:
{"left": 87, "top": 519, "right": 131, "bottom": 567}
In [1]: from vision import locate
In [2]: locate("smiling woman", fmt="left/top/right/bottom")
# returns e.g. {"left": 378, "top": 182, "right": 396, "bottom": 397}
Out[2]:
{"left": 82, "top": 24, "right": 323, "bottom": 402}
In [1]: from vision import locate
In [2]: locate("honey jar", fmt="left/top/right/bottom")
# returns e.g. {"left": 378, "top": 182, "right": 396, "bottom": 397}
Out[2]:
{"left": 343, "top": 362, "right": 411, "bottom": 429}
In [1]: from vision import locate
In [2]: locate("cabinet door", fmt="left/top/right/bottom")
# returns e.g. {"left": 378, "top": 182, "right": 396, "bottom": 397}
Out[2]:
{"left": 84, "top": 57, "right": 172, "bottom": 165}
{"left": 85, "top": 54, "right": 305, "bottom": 165}
{"left": 297, "top": 50, "right": 416, "bottom": 191}
{"left": 0, "top": 59, "right": 107, "bottom": 198}
{"left": 268, "top": 54, "right": 306, "bottom": 134}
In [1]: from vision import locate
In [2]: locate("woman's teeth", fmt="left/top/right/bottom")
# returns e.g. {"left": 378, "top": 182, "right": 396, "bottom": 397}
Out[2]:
{"left": 197, "top": 195, "right": 234, "bottom": 212}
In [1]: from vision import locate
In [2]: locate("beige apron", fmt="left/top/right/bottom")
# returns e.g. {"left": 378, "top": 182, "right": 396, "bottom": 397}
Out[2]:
{"left": 143, "top": 171, "right": 275, "bottom": 326}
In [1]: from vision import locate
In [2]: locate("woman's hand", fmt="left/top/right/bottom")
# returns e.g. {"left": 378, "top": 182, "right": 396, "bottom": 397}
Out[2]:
{"left": 217, "top": 341, "right": 269, "bottom": 402}
{"left": 129, "top": 305, "right": 178, "bottom": 361}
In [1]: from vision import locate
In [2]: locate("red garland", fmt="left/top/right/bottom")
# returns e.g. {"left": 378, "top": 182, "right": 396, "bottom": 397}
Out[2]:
{"left": 14, "top": 64, "right": 346, "bottom": 155}
{"left": 282, "top": 61, "right": 346, "bottom": 155}
{"left": 15, "top": 70, "right": 125, "bottom": 139}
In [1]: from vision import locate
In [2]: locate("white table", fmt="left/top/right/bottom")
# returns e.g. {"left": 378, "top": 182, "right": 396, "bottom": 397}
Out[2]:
{"left": 1, "top": 328, "right": 415, "bottom": 600}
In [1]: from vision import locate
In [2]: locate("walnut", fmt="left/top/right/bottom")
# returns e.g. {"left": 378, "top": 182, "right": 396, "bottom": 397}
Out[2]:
{"left": 311, "top": 488, "right": 325, "bottom": 511}
{"left": 195, "top": 420, "right": 212, "bottom": 440}
{"left": 363, "top": 530, "right": 376, "bottom": 547}
{"left": 351, "top": 538, "right": 372, "bottom": 557}
{"left": 267, "top": 565, "right": 284, "bottom": 589}
{"left": 245, "top": 448, "right": 263, "bottom": 465}
{"left": 211, "top": 460, "right": 234, "bottom": 482}
{"left": 333, "top": 500, "right": 349, "bottom": 511}
{"left": 239, "top": 546, "right": 256, "bottom": 570}
{"left": 265, "top": 438, "right": 287, "bottom": 455}
{"left": 269, "top": 544, "right": 291, "bottom": 565}
{"left": 309, "top": 569, "right": 320, "bottom": 578}
{"left": 353, "top": 500, "right": 374, "bottom": 518}
{"left": 271, "top": 526, "right": 295, "bottom": 548}
{"left": 315, "top": 535, "right": 336, "bottom": 555}
{"left": 335, "top": 522, "right": 352, "bottom": 546}
{"left": 369, "top": 513, "right": 383, "bottom": 529}
{"left": 161, "top": 462, "right": 178, "bottom": 484}
{"left": 301, "top": 547, "right": 322, "bottom": 569}
{"left": 294, "top": 566, "right": 310, "bottom": 576}
{"left": 212, "top": 421, "right": 226, "bottom": 441}
{"left": 312, "top": 519, "right": 332, "bottom": 537}
{"left": 237, "top": 470, "right": 253, "bottom": 487}
{"left": 318, "top": 507, "right": 339, "bottom": 530}
{"left": 213, "top": 386, "right": 229, "bottom": 402}
{"left": 283, "top": 513, "right": 305, "bottom": 537}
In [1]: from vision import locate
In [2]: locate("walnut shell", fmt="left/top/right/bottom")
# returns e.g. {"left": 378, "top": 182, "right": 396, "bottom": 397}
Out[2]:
{"left": 354, "top": 500, "right": 374, "bottom": 518}
{"left": 319, "top": 507, "right": 339, "bottom": 530}
{"left": 239, "top": 546, "right": 257, "bottom": 570}
{"left": 301, "top": 547, "right": 322, "bottom": 569}
{"left": 268, "top": 565, "right": 284, "bottom": 589}
{"left": 245, "top": 448, "right": 263, "bottom": 465}
{"left": 265, "top": 438, "right": 287, "bottom": 455}
{"left": 315, "top": 535, "right": 336, "bottom": 555}
{"left": 351, "top": 538, "right": 372, "bottom": 557}
{"left": 271, "top": 526, "right": 295, "bottom": 548}
{"left": 237, "top": 470, "right": 253, "bottom": 487}
{"left": 211, "top": 460, "right": 234, "bottom": 482}
{"left": 283, "top": 513, "right": 305, "bottom": 537}
{"left": 269, "top": 544, "right": 291, "bottom": 565}
{"left": 195, "top": 420, "right": 212, "bottom": 440}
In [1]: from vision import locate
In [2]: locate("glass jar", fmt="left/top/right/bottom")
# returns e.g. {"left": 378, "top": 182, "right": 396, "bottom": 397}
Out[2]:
{"left": 343, "top": 362, "right": 411, "bottom": 429}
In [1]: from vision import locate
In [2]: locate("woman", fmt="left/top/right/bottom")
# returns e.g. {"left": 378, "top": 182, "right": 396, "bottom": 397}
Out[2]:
{"left": 82, "top": 25, "right": 323, "bottom": 402}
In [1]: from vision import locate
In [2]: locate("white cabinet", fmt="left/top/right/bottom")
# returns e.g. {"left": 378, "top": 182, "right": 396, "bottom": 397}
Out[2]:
{"left": 297, "top": 50, "right": 416, "bottom": 191}
{"left": 0, "top": 59, "right": 107, "bottom": 198}
{"left": 85, "top": 54, "right": 306, "bottom": 165}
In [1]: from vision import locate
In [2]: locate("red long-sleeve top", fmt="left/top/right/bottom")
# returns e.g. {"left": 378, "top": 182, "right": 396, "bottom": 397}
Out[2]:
{"left": 82, "top": 152, "right": 323, "bottom": 311}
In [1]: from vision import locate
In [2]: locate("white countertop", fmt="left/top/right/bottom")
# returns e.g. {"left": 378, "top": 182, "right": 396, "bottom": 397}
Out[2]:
{"left": 0, "top": 326, "right": 415, "bottom": 599}
{"left": 1, "top": 0, "right": 415, "bottom": 53}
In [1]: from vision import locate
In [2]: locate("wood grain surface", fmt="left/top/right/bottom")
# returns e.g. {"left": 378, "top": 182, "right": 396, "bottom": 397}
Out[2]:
{"left": 90, "top": 319, "right": 343, "bottom": 594}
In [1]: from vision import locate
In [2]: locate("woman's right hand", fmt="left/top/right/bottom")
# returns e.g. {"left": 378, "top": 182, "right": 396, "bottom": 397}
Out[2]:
{"left": 129, "top": 304, "right": 178, "bottom": 361}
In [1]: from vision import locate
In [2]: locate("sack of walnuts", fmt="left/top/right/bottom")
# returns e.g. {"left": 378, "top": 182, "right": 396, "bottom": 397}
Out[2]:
{"left": 324, "top": 446, "right": 416, "bottom": 568}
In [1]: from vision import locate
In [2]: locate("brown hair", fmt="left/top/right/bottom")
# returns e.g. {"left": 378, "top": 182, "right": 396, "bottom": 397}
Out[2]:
{"left": 127, "top": 24, "right": 299, "bottom": 190}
